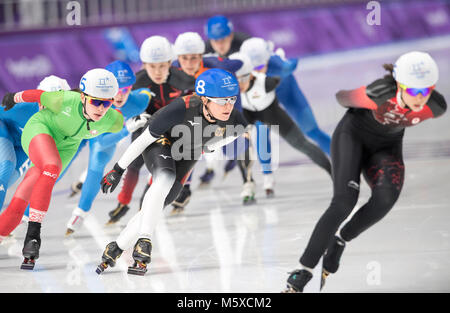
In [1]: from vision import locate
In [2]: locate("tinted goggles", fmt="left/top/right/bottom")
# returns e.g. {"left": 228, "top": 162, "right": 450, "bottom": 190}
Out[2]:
{"left": 206, "top": 96, "right": 237, "bottom": 106}
{"left": 399, "top": 83, "right": 435, "bottom": 97}
{"left": 118, "top": 86, "right": 132, "bottom": 95}
{"left": 85, "top": 95, "right": 114, "bottom": 108}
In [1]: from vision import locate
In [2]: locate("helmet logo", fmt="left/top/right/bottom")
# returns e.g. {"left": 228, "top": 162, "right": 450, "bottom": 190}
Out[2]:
{"left": 151, "top": 48, "right": 164, "bottom": 61}
{"left": 221, "top": 75, "right": 238, "bottom": 90}
{"left": 211, "top": 22, "right": 223, "bottom": 34}
{"left": 222, "top": 76, "right": 232, "bottom": 85}
{"left": 98, "top": 77, "right": 109, "bottom": 85}
{"left": 410, "top": 62, "right": 430, "bottom": 79}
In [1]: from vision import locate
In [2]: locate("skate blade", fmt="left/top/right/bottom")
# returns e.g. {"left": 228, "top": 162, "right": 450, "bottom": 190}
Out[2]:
{"left": 170, "top": 207, "right": 185, "bottom": 216}
{"left": 243, "top": 198, "right": 256, "bottom": 206}
{"left": 105, "top": 220, "right": 118, "bottom": 226}
{"left": 281, "top": 286, "right": 300, "bottom": 293}
{"left": 265, "top": 190, "right": 275, "bottom": 198}
{"left": 68, "top": 191, "right": 78, "bottom": 198}
{"left": 96, "top": 263, "right": 108, "bottom": 275}
{"left": 65, "top": 228, "right": 74, "bottom": 236}
{"left": 320, "top": 270, "right": 330, "bottom": 290}
{"left": 20, "top": 258, "right": 35, "bottom": 270}
{"left": 198, "top": 182, "right": 211, "bottom": 189}
{"left": 127, "top": 266, "right": 147, "bottom": 276}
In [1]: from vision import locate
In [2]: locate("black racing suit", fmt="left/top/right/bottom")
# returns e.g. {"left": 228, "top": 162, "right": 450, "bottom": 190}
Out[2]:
{"left": 141, "top": 95, "right": 249, "bottom": 205}
{"left": 299, "top": 76, "right": 447, "bottom": 269}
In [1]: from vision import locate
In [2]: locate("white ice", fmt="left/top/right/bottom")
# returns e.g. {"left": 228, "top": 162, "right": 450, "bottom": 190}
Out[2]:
{"left": 0, "top": 35, "right": 449, "bottom": 293}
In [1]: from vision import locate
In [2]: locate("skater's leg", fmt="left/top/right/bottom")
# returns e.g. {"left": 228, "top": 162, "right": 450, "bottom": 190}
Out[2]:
{"left": 116, "top": 141, "right": 176, "bottom": 249}
{"left": 116, "top": 129, "right": 146, "bottom": 206}
{"left": 255, "top": 121, "right": 272, "bottom": 174}
{"left": 256, "top": 103, "right": 331, "bottom": 175}
{"left": 79, "top": 143, "right": 115, "bottom": 213}
{"left": 138, "top": 168, "right": 176, "bottom": 238}
{"left": 276, "top": 74, "right": 331, "bottom": 155}
{"left": 67, "top": 142, "right": 116, "bottom": 233}
{"left": 0, "top": 134, "right": 17, "bottom": 210}
{"left": 26, "top": 134, "right": 63, "bottom": 224}
{"left": 299, "top": 116, "right": 363, "bottom": 269}
{"left": 340, "top": 147, "right": 404, "bottom": 242}
{"left": 0, "top": 166, "right": 40, "bottom": 239}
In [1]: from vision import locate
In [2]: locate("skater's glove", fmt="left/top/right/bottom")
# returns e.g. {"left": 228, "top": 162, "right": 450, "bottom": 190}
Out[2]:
{"left": 101, "top": 163, "right": 125, "bottom": 194}
{"left": 125, "top": 113, "right": 151, "bottom": 133}
{"left": 1, "top": 92, "right": 17, "bottom": 111}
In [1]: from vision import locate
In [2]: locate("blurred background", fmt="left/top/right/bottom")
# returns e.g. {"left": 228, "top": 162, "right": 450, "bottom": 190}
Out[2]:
{"left": 0, "top": 0, "right": 449, "bottom": 94}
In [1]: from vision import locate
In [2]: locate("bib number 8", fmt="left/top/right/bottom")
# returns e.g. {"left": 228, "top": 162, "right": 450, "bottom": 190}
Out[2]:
{"left": 196, "top": 79, "right": 205, "bottom": 94}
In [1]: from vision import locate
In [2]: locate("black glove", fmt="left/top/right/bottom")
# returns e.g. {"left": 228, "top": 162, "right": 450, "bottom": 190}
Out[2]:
{"left": 2, "top": 92, "right": 16, "bottom": 111}
{"left": 101, "top": 163, "right": 125, "bottom": 194}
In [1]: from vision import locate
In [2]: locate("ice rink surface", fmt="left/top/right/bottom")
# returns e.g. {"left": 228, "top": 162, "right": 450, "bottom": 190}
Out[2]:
{"left": 0, "top": 36, "right": 449, "bottom": 293}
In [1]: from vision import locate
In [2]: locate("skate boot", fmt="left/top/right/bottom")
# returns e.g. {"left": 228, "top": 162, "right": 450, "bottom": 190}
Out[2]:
{"left": 21, "top": 222, "right": 41, "bottom": 270}
{"left": 128, "top": 238, "right": 152, "bottom": 276}
{"left": 199, "top": 169, "right": 215, "bottom": 187}
{"left": 241, "top": 182, "right": 256, "bottom": 205}
{"left": 263, "top": 173, "right": 275, "bottom": 198}
{"left": 284, "top": 269, "right": 313, "bottom": 293}
{"left": 321, "top": 236, "right": 346, "bottom": 289}
{"left": 96, "top": 241, "right": 124, "bottom": 274}
{"left": 106, "top": 203, "right": 130, "bottom": 225}
{"left": 65, "top": 207, "right": 88, "bottom": 236}
{"left": 69, "top": 181, "right": 83, "bottom": 198}
{"left": 223, "top": 160, "right": 237, "bottom": 178}
{"left": 170, "top": 185, "right": 191, "bottom": 215}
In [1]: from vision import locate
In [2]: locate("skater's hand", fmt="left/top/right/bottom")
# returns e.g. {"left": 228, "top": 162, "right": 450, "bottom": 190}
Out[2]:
{"left": 101, "top": 164, "right": 125, "bottom": 194}
{"left": 1, "top": 92, "right": 17, "bottom": 111}
{"left": 125, "top": 113, "right": 151, "bottom": 133}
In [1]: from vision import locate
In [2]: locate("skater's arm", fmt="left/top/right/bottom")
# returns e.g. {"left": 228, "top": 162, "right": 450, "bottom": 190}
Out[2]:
{"left": 204, "top": 109, "right": 249, "bottom": 153}
{"left": 14, "top": 89, "right": 46, "bottom": 103}
{"left": 2, "top": 89, "right": 46, "bottom": 111}
{"left": 337, "top": 77, "right": 397, "bottom": 110}
{"left": 94, "top": 128, "right": 129, "bottom": 148}
{"left": 336, "top": 86, "right": 378, "bottom": 110}
{"left": 203, "top": 56, "right": 244, "bottom": 73}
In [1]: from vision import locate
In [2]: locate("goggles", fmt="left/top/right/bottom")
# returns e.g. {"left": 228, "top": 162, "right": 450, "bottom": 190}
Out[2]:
{"left": 85, "top": 95, "right": 114, "bottom": 108}
{"left": 399, "top": 83, "right": 435, "bottom": 97}
{"left": 118, "top": 85, "right": 132, "bottom": 95}
{"left": 206, "top": 96, "right": 237, "bottom": 106}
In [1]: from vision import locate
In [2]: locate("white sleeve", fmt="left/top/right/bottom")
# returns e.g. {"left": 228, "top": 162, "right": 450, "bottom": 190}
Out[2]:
{"left": 117, "top": 129, "right": 158, "bottom": 169}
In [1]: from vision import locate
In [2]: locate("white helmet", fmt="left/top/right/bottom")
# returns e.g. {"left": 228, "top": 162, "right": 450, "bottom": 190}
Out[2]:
{"left": 393, "top": 51, "right": 439, "bottom": 88}
{"left": 174, "top": 32, "right": 205, "bottom": 56}
{"left": 37, "top": 75, "right": 71, "bottom": 92}
{"left": 240, "top": 37, "right": 273, "bottom": 69}
{"left": 140, "top": 35, "right": 174, "bottom": 63}
{"left": 79, "top": 68, "right": 119, "bottom": 99}
{"left": 229, "top": 52, "right": 253, "bottom": 77}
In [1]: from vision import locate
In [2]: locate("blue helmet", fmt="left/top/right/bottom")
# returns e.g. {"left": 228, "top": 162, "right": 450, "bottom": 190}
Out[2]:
{"left": 105, "top": 60, "right": 136, "bottom": 88}
{"left": 205, "top": 15, "right": 233, "bottom": 40}
{"left": 195, "top": 68, "right": 239, "bottom": 98}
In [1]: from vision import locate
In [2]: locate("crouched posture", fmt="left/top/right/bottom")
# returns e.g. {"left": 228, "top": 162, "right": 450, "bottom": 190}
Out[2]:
{"left": 96, "top": 68, "right": 249, "bottom": 275}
